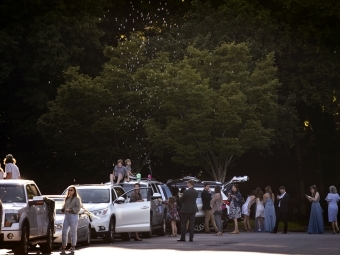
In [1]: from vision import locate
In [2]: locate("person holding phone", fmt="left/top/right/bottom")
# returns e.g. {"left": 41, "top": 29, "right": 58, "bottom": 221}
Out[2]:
{"left": 306, "top": 185, "right": 324, "bottom": 234}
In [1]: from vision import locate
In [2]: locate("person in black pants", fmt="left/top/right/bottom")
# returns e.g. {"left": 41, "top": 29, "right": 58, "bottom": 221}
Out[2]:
{"left": 177, "top": 180, "right": 198, "bottom": 242}
{"left": 271, "top": 186, "right": 290, "bottom": 234}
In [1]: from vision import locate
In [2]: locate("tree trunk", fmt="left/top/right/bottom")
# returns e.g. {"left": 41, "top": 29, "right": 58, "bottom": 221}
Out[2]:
{"left": 201, "top": 151, "right": 233, "bottom": 182}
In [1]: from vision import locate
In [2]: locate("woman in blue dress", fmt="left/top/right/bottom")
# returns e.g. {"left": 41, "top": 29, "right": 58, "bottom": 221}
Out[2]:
{"left": 306, "top": 185, "right": 324, "bottom": 234}
{"left": 325, "top": 185, "right": 340, "bottom": 234}
{"left": 263, "top": 186, "right": 276, "bottom": 232}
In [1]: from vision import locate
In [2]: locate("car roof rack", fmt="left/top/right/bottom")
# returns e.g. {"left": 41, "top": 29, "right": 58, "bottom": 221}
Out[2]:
{"left": 224, "top": 176, "right": 249, "bottom": 186}
{"left": 201, "top": 181, "right": 223, "bottom": 185}
{"left": 167, "top": 176, "right": 201, "bottom": 184}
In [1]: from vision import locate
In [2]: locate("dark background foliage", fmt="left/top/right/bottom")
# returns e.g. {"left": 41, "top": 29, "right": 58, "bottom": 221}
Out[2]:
{"left": 1, "top": 0, "right": 340, "bottom": 218}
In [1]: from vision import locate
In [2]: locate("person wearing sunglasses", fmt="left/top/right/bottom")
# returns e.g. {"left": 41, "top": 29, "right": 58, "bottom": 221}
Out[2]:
{"left": 60, "top": 185, "right": 82, "bottom": 252}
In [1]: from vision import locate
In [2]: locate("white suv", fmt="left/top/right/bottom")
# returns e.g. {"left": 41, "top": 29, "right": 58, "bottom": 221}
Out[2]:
{"left": 62, "top": 184, "right": 161, "bottom": 242}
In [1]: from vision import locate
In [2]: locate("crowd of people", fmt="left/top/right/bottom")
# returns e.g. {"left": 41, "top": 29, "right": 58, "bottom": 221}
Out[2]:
{"left": 168, "top": 182, "right": 340, "bottom": 241}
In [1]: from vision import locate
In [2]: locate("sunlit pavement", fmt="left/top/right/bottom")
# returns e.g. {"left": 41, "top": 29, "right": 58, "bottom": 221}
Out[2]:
{"left": 1, "top": 231, "right": 339, "bottom": 255}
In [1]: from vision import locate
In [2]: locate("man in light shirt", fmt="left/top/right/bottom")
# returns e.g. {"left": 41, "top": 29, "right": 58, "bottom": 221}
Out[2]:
{"left": 4, "top": 154, "right": 21, "bottom": 179}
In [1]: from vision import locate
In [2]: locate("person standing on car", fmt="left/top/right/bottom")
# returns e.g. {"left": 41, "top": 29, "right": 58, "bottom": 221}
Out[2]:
{"left": 177, "top": 180, "right": 198, "bottom": 242}
{"left": 201, "top": 183, "right": 218, "bottom": 234}
{"left": 4, "top": 154, "right": 20, "bottom": 179}
{"left": 112, "top": 159, "right": 127, "bottom": 184}
{"left": 130, "top": 183, "right": 143, "bottom": 241}
{"left": 228, "top": 185, "right": 243, "bottom": 234}
{"left": 60, "top": 185, "right": 82, "bottom": 252}
{"left": 210, "top": 186, "right": 223, "bottom": 236}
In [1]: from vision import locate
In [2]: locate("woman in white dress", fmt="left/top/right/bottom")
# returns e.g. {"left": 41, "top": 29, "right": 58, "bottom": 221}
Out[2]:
{"left": 255, "top": 191, "right": 265, "bottom": 232}
{"left": 242, "top": 190, "right": 256, "bottom": 231}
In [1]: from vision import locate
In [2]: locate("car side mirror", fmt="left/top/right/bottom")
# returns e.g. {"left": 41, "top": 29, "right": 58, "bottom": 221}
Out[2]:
{"left": 115, "top": 197, "right": 125, "bottom": 203}
{"left": 151, "top": 193, "right": 162, "bottom": 200}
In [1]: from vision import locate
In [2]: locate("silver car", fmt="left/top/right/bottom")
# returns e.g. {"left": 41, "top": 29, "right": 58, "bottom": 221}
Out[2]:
{"left": 49, "top": 196, "right": 91, "bottom": 246}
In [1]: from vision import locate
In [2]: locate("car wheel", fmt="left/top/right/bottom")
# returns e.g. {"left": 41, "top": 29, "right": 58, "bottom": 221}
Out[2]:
{"left": 81, "top": 225, "right": 91, "bottom": 246}
{"left": 103, "top": 218, "right": 115, "bottom": 243}
{"left": 156, "top": 217, "right": 166, "bottom": 236}
{"left": 143, "top": 217, "right": 153, "bottom": 238}
{"left": 194, "top": 223, "right": 205, "bottom": 232}
{"left": 14, "top": 224, "right": 29, "bottom": 255}
{"left": 40, "top": 224, "right": 53, "bottom": 253}
{"left": 121, "top": 232, "right": 131, "bottom": 241}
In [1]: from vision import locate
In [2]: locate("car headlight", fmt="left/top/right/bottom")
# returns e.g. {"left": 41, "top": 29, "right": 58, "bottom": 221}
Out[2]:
{"left": 91, "top": 208, "right": 108, "bottom": 217}
{"left": 5, "top": 213, "right": 20, "bottom": 227}
{"left": 55, "top": 223, "right": 63, "bottom": 230}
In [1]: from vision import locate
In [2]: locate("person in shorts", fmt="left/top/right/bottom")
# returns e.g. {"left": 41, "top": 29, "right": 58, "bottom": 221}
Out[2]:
{"left": 112, "top": 159, "right": 127, "bottom": 184}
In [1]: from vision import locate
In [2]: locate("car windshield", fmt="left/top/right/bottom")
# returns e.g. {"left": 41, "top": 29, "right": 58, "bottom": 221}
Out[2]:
{"left": 53, "top": 199, "right": 64, "bottom": 214}
{"left": 0, "top": 185, "right": 26, "bottom": 203}
{"left": 77, "top": 189, "right": 110, "bottom": 203}
{"left": 121, "top": 183, "right": 148, "bottom": 199}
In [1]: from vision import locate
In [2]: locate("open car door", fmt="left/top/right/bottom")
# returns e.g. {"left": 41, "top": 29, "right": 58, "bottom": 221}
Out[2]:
{"left": 114, "top": 187, "right": 151, "bottom": 233}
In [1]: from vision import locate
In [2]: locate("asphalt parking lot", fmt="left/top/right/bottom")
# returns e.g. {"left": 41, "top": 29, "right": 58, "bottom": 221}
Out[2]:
{"left": 1, "top": 230, "right": 339, "bottom": 255}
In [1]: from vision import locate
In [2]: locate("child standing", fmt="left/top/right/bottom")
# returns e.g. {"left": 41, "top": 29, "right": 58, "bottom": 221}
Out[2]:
{"left": 255, "top": 191, "right": 265, "bottom": 232}
{"left": 168, "top": 197, "right": 180, "bottom": 237}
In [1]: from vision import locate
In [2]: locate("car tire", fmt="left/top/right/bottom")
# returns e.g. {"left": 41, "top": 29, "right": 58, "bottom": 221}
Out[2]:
{"left": 194, "top": 223, "right": 205, "bottom": 232}
{"left": 103, "top": 218, "right": 115, "bottom": 243}
{"left": 14, "top": 224, "right": 29, "bottom": 255}
{"left": 81, "top": 225, "right": 91, "bottom": 246}
{"left": 121, "top": 232, "right": 131, "bottom": 241}
{"left": 40, "top": 224, "right": 53, "bottom": 254}
{"left": 143, "top": 217, "right": 153, "bottom": 238}
{"left": 156, "top": 217, "right": 166, "bottom": 236}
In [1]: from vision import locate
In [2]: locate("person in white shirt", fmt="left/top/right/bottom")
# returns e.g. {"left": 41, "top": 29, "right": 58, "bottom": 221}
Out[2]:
{"left": 4, "top": 154, "right": 21, "bottom": 179}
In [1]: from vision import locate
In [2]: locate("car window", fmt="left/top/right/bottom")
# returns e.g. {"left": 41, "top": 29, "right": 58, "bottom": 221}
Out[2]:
{"left": 77, "top": 189, "right": 110, "bottom": 203}
{"left": 120, "top": 187, "right": 150, "bottom": 202}
{"left": 159, "top": 185, "right": 172, "bottom": 200}
{"left": 26, "top": 185, "right": 35, "bottom": 199}
{"left": 150, "top": 183, "right": 157, "bottom": 195}
{"left": 114, "top": 187, "right": 125, "bottom": 199}
{"left": 0, "top": 185, "right": 26, "bottom": 203}
{"left": 54, "top": 199, "right": 64, "bottom": 214}
{"left": 29, "top": 184, "right": 40, "bottom": 197}
{"left": 120, "top": 183, "right": 148, "bottom": 199}
{"left": 111, "top": 189, "right": 117, "bottom": 201}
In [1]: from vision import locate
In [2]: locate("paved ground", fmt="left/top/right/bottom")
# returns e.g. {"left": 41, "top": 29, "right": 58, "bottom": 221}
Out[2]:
{"left": 1, "top": 230, "right": 339, "bottom": 255}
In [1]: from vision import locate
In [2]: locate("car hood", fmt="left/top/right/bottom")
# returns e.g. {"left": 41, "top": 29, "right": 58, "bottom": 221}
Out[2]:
{"left": 3, "top": 203, "right": 26, "bottom": 211}
{"left": 82, "top": 203, "right": 109, "bottom": 212}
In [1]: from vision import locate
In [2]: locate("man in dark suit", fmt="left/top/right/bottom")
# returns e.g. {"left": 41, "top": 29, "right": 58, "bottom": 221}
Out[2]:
{"left": 178, "top": 180, "right": 198, "bottom": 242}
{"left": 271, "top": 186, "right": 290, "bottom": 234}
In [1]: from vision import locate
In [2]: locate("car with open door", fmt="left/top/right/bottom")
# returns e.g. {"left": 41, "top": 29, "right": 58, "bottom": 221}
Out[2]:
{"left": 62, "top": 184, "right": 155, "bottom": 242}
{"left": 112, "top": 179, "right": 169, "bottom": 238}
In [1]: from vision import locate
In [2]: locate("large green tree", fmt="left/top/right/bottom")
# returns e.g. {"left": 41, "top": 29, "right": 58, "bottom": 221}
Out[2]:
{"left": 143, "top": 43, "right": 281, "bottom": 181}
